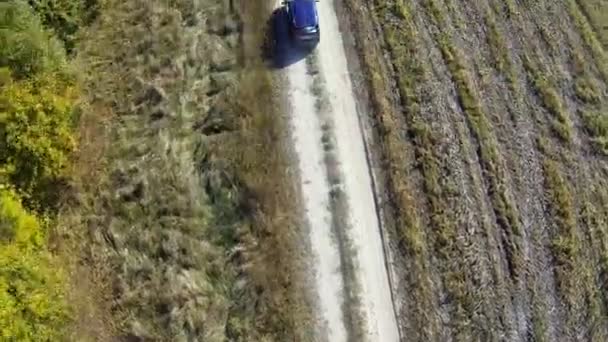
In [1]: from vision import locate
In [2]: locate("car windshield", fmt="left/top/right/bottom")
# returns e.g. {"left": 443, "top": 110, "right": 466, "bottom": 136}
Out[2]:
{"left": 291, "top": 0, "right": 318, "bottom": 29}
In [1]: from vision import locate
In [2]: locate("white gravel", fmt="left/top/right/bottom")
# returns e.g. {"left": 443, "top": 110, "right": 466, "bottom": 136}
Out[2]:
{"left": 276, "top": 0, "right": 400, "bottom": 340}
{"left": 285, "top": 52, "right": 348, "bottom": 341}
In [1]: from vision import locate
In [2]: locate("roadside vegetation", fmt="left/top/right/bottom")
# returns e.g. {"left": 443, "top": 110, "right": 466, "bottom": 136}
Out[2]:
{"left": 345, "top": 0, "right": 608, "bottom": 339}
{"left": 0, "top": 0, "right": 94, "bottom": 338}
{"left": 2, "top": 0, "right": 311, "bottom": 340}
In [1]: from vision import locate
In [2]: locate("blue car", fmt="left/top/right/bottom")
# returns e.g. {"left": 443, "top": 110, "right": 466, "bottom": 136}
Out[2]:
{"left": 283, "top": 0, "right": 320, "bottom": 47}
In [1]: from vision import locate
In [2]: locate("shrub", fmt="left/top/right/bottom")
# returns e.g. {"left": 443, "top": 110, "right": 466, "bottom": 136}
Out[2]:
{"left": 0, "top": 188, "right": 68, "bottom": 341}
{"left": 28, "top": 0, "right": 99, "bottom": 53}
{"left": 0, "top": 71, "right": 77, "bottom": 197}
{"left": 0, "top": 1, "right": 67, "bottom": 79}
{"left": 0, "top": 1, "right": 79, "bottom": 340}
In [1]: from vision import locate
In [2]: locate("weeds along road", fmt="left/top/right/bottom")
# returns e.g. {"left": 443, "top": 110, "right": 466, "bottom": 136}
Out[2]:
{"left": 271, "top": 0, "right": 400, "bottom": 341}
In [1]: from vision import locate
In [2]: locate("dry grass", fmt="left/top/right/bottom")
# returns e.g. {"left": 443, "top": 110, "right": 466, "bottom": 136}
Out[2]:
{"left": 228, "top": 2, "right": 316, "bottom": 333}
{"left": 346, "top": 0, "right": 530, "bottom": 337}
{"left": 54, "top": 0, "right": 313, "bottom": 340}
{"left": 575, "top": 0, "right": 608, "bottom": 48}
{"left": 350, "top": 0, "right": 608, "bottom": 339}
{"left": 567, "top": 0, "right": 608, "bottom": 81}
{"left": 424, "top": 0, "right": 526, "bottom": 279}
{"left": 378, "top": 3, "right": 476, "bottom": 338}
{"left": 540, "top": 156, "right": 605, "bottom": 339}
{"left": 483, "top": 5, "right": 517, "bottom": 90}
{"left": 582, "top": 110, "right": 608, "bottom": 153}
{"left": 57, "top": 99, "right": 119, "bottom": 340}
{"left": 228, "top": 64, "right": 315, "bottom": 341}
{"left": 521, "top": 55, "right": 574, "bottom": 143}
{"left": 339, "top": 0, "right": 443, "bottom": 339}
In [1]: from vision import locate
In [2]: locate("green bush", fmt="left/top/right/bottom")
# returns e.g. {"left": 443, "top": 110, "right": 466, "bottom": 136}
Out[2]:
{"left": 28, "top": 0, "right": 99, "bottom": 53}
{"left": 0, "top": 71, "right": 76, "bottom": 197}
{"left": 0, "top": 188, "right": 68, "bottom": 341}
{"left": 0, "top": 1, "right": 83, "bottom": 340}
{"left": 0, "top": 1, "right": 67, "bottom": 79}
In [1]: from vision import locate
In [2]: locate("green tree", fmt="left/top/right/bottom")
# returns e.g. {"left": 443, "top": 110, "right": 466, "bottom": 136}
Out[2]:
{"left": 0, "top": 1, "right": 66, "bottom": 79}
{"left": 0, "top": 71, "right": 77, "bottom": 197}
{"left": 28, "top": 0, "right": 100, "bottom": 53}
{"left": 0, "top": 188, "right": 68, "bottom": 341}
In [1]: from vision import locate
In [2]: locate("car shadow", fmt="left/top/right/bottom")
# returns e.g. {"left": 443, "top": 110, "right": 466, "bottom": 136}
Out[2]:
{"left": 262, "top": 7, "right": 316, "bottom": 69}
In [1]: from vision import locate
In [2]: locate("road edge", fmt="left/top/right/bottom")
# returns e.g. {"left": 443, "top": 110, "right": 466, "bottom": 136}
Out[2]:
{"left": 331, "top": 0, "right": 405, "bottom": 339}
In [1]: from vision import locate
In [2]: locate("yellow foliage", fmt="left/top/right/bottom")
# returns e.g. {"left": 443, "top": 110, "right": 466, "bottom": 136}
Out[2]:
{"left": 0, "top": 187, "right": 43, "bottom": 246}
{"left": 0, "top": 72, "right": 77, "bottom": 195}
{"left": 0, "top": 189, "right": 68, "bottom": 341}
{"left": 0, "top": 1, "right": 80, "bottom": 340}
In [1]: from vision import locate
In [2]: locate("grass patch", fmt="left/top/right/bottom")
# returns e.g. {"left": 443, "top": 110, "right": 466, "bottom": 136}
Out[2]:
{"left": 484, "top": 6, "right": 517, "bottom": 89}
{"left": 574, "top": 75, "right": 602, "bottom": 104}
{"left": 571, "top": 45, "right": 607, "bottom": 154}
{"left": 541, "top": 158, "right": 584, "bottom": 337}
{"left": 375, "top": 0, "right": 521, "bottom": 339}
{"left": 574, "top": 0, "right": 608, "bottom": 48}
{"left": 567, "top": 0, "right": 608, "bottom": 81}
{"left": 522, "top": 55, "right": 573, "bottom": 143}
{"left": 582, "top": 110, "right": 608, "bottom": 154}
{"left": 423, "top": 0, "right": 525, "bottom": 281}
{"left": 342, "top": 0, "right": 442, "bottom": 339}
{"left": 543, "top": 160, "right": 579, "bottom": 266}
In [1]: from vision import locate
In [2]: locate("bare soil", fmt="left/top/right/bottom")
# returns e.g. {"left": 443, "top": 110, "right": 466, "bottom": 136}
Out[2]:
{"left": 344, "top": 0, "right": 608, "bottom": 340}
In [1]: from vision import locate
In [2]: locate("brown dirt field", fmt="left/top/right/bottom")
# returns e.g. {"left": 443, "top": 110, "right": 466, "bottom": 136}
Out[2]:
{"left": 343, "top": 0, "right": 608, "bottom": 340}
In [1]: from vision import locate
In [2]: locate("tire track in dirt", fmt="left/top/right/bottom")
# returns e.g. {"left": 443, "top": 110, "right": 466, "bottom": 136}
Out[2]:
{"left": 342, "top": 1, "right": 444, "bottom": 339}
{"left": 484, "top": 1, "right": 567, "bottom": 339}
{"left": 343, "top": 0, "right": 608, "bottom": 340}
{"left": 409, "top": 0, "right": 521, "bottom": 339}
{"left": 282, "top": 53, "right": 348, "bottom": 341}
{"left": 504, "top": 1, "right": 608, "bottom": 339}
{"left": 272, "top": 0, "right": 400, "bottom": 340}
{"left": 440, "top": 1, "right": 536, "bottom": 338}
{"left": 365, "top": 0, "right": 514, "bottom": 339}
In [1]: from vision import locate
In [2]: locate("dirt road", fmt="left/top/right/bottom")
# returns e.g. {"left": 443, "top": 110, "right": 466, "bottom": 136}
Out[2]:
{"left": 272, "top": 0, "right": 400, "bottom": 341}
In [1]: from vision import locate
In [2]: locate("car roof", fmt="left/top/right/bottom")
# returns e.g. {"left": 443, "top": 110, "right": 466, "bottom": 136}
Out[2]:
{"left": 289, "top": 0, "right": 318, "bottom": 29}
